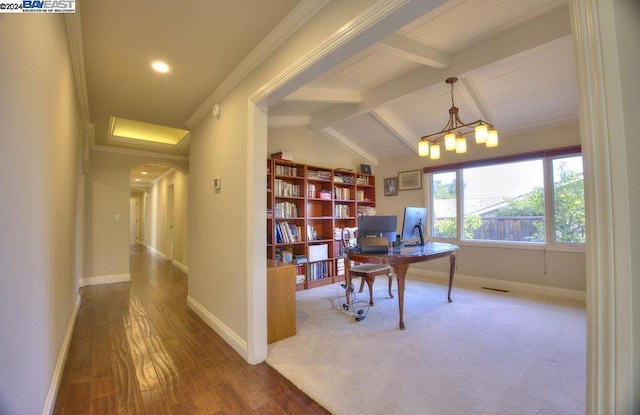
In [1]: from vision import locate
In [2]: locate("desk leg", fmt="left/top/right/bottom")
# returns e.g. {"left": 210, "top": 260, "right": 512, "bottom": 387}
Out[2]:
{"left": 448, "top": 253, "right": 456, "bottom": 303}
{"left": 392, "top": 263, "right": 410, "bottom": 330}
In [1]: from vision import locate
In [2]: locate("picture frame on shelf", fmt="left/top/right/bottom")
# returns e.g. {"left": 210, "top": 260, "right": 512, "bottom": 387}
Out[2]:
{"left": 359, "top": 164, "right": 372, "bottom": 175}
{"left": 398, "top": 170, "right": 422, "bottom": 190}
{"left": 384, "top": 177, "right": 398, "bottom": 196}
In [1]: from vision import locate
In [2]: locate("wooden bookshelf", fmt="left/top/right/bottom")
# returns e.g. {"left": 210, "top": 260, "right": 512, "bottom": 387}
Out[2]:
{"left": 267, "top": 158, "right": 376, "bottom": 290}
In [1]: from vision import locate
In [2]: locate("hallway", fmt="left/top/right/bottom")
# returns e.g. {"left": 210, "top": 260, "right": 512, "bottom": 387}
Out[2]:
{"left": 54, "top": 245, "right": 329, "bottom": 414}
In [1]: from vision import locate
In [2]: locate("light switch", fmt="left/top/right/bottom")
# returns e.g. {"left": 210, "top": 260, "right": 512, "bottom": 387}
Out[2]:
{"left": 213, "top": 177, "right": 221, "bottom": 190}
{"left": 114, "top": 214, "right": 120, "bottom": 222}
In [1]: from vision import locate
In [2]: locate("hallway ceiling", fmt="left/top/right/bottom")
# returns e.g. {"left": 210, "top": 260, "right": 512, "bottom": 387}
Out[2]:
{"left": 77, "top": 0, "right": 578, "bottom": 175}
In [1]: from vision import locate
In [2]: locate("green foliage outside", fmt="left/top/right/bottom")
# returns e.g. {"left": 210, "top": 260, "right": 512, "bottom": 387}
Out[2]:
{"left": 432, "top": 162, "right": 585, "bottom": 243}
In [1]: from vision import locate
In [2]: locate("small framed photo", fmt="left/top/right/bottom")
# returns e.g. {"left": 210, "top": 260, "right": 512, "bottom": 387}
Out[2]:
{"left": 360, "top": 164, "right": 372, "bottom": 175}
{"left": 398, "top": 170, "right": 422, "bottom": 191}
{"left": 384, "top": 177, "right": 398, "bottom": 196}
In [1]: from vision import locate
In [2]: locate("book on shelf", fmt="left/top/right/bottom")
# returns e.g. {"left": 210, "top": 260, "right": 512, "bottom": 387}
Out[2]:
{"left": 271, "top": 151, "right": 293, "bottom": 161}
{"left": 317, "top": 189, "right": 332, "bottom": 199}
{"left": 275, "top": 221, "right": 301, "bottom": 243}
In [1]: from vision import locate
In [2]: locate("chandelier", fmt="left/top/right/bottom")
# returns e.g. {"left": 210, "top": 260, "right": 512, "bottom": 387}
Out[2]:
{"left": 418, "top": 77, "right": 498, "bottom": 159}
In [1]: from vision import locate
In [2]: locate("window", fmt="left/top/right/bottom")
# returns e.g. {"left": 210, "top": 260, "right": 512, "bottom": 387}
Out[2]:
{"left": 462, "top": 160, "right": 544, "bottom": 242}
{"left": 432, "top": 172, "right": 457, "bottom": 238}
{"left": 551, "top": 156, "right": 585, "bottom": 243}
{"left": 428, "top": 149, "right": 585, "bottom": 246}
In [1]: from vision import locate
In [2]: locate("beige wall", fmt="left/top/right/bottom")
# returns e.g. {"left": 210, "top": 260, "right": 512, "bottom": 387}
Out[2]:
{"left": 145, "top": 169, "right": 189, "bottom": 268}
{"left": 83, "top": 150, "right": 188, "bottom": 283}
{"left": 188, "top": 0, "right": 390, "bottom": 362}
{"left": 268, "top": 125, "right": 371, "bottom": 170}
{"left": 374, "top": 123, "right": 586, "bottom": 292}
{"left": 0, "top": 15, "right": 83, "bottom": 414}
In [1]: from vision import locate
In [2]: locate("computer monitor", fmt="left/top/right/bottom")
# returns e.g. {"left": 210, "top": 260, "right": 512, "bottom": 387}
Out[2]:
{"left": 401, "top": 207, "right": 427, "bottom": 246}
{"left": 357, "top": 215, "right": 397, "bottom": 245}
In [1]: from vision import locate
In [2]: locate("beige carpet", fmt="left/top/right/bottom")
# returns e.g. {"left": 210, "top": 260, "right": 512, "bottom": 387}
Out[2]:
{"left": 266, "top": 277, "right": 586, "bottom": 415}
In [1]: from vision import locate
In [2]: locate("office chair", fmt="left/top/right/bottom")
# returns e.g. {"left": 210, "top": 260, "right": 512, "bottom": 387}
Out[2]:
{"left": 342, "top": 228, "right": 393, "bottom": 306}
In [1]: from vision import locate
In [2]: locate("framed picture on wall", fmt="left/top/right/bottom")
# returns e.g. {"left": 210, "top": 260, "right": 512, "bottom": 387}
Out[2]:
{"left": 384, "top": 177, "right": 398, "bottom": 196}
{"left": 360, "top": 164, "right": 372, "bottom": 175}
{"left": 398, "top": 170, "right": 422, "bottom": 190}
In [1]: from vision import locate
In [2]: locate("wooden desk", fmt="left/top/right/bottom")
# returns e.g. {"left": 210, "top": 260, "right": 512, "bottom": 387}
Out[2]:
{"left": 267, "top": 260, "right": 296, "bottom": 343}
{"left": 346, "top": 242, "right": 458, "bottom": 329}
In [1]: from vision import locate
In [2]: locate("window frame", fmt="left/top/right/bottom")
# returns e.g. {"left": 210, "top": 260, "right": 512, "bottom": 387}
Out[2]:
{"left": 425, "top": 146, "right": 585, "bottom": 253}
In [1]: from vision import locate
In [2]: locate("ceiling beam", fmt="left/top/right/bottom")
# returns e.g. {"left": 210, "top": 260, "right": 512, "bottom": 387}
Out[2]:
{"left": 370, "top": 108, "right": 420, "bottom": 154}
{"left": 310, "top": 5, "right": 572, "bottom": 130}
{"left": 373, "top": 33, "right": 450, "bottom": 69}
{"left": 456, "top": 77, "right": 493, "bottom": 123}
{"left": 283, "top": 87, "right": 362, "bottom": 103}
{"left": 268, "top": 115, "right": 310, "bottom": 128}
{"left": 321, "top": 127, "right": 379, "bottom": 166}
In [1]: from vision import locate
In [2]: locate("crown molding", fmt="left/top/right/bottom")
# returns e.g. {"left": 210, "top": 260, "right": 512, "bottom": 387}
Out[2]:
{"left": 185, "top": 0, "right": 330, "bottom": 128}
{"left": 64, "top": 13, "right": 91, "bottom": 129}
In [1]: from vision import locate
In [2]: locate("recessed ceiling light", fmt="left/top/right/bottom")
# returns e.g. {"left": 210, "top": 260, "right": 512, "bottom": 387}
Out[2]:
{"left": 141, "top": 171, "right": 148, "bottom": 175}
{"left": 135, "top": 178, "right": 141, "bottom": 182}
{"left": 151, "top": 60, "right": 171, "bottom": 73}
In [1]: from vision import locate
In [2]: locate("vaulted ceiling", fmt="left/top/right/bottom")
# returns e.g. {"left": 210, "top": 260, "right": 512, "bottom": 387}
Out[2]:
{"left": 74, "top": 0, "right": 577, "bottom": 184}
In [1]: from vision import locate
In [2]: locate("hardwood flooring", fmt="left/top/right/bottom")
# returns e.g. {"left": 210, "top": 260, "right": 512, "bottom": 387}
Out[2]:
{"left": 54, "top": 245, "right": 330, "bottom": 414}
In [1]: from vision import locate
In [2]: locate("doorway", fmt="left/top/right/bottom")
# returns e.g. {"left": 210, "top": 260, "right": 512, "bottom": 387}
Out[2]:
{"left": 129, "top": 197, "right": 140, "bottom": 245}
{"left": 167, "top": 184, "right": 175, "bottom": 261}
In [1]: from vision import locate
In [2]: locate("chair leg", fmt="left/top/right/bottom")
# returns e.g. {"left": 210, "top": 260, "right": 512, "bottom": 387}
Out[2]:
{"left": 365, "top": 276, "right": 375, "bottom": 305}
{"left": 358, "top": 276, "right": 365, "bottom": 293}
{"left": 387, "top": 273, "right": 394, "bottom": 299}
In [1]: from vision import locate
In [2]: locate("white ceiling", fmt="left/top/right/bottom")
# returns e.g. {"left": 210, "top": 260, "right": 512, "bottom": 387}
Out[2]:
{"left": 74, "top": 0, "right": 578, "bottom": 184}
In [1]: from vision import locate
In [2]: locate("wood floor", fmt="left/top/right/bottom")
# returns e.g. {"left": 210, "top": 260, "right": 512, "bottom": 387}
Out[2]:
{"left": 54, "top": 245, "right": 330, "bottom": 414}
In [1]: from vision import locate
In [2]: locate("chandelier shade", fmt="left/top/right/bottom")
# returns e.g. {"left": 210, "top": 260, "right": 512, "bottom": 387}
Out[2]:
{"left": 419, "top": 77, "right": 498, "bottom": 159}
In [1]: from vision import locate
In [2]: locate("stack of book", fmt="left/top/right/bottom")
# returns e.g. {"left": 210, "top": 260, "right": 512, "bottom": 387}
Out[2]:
{"left": 271, "top": 151, "right": 293, "bottom": 161}
{"left": 357, "top": 206, "right": 376, "bottom": 216}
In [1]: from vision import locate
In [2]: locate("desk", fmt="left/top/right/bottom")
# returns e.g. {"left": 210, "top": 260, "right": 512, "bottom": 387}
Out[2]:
{"left": 346, "top": 242, "right": 458, "bottom": 329}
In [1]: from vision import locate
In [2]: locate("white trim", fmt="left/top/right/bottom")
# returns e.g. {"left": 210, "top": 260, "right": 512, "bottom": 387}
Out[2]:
{"left": 246, "top": 101, "right": 269, "bottom": 365}
{"left": 268, "top": 115, "right": 311, "bottom": 128}
{"left": 42, "top": 294, "right": 81, "bottom": 415}
{"left": 91, "top": 144, "right": 189, "bottom": 162}
{"left": 172, "top": 260, "right": 188, "bottom": 274}
{"left": 251, "top": 0, "right": 416, "bottom": 104}
{"left": 409, "top": 268, "right": 586, "bottom": 302}
{"left": 569, "top": 0, "right": 620, "bottom": 413}
{"left": 64, "top": 13, "right": 91, "bottom": 129}
{"left": 80, "top": 273, "right": 130, "bottom": 287}
{"left": 186, "top": 296, "right": 248, "bottom": 361}
{"left": 186, "top": 0, "right": 330, "bottom": 128}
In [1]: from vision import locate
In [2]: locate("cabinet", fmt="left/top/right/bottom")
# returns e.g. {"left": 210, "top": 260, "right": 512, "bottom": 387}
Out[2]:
{"left": 267, "top": 158, "right": 376, "bottom": 290}
{"left": 267, "top": 260, "right": 296, "bottom": 343}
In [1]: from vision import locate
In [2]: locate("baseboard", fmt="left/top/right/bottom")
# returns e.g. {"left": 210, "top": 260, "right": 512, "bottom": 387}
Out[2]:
{"left": 186, "top": 295, "right": 248, "bottom": 361}
{"left": 172, "top": 260, "right": 188, "bottom": 274}
{"left": 80, "top": 273, "right": 130, "bottom": 287}
{"left": 42, "top": 293, "right": 81, "bottom": 415}
{"left": 409, "top": 268, "right": 586, "bottom": 302}
{"left": 146, "top": 245, "right": 166, "bottom": 259}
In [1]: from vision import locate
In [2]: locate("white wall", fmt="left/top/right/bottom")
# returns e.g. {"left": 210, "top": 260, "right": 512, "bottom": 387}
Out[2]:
{"left": 374, "top": 123, "right": 586, "bottom": 293}
{"left": 0, "top": 15, "right": 83, "bottom": 415}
